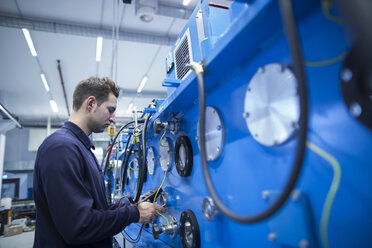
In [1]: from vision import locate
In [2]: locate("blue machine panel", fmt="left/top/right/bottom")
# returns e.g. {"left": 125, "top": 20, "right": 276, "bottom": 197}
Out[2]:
{"left": 106, "top": 0, "right": 372, "bottom": 247}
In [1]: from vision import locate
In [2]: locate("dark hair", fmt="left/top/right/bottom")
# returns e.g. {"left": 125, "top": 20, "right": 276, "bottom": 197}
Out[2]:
{"left": 72, "top": 77, "right": 120, "bottom": 111}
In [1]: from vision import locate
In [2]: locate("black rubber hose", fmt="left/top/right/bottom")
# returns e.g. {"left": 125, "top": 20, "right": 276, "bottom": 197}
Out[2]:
{"left": 133, "top": 141, "right": 144, "bottom": 203}
{"left": 132, "top": 113, "right": 152, "bottom": 202}
{"left": 121, "top": 141, "right": 135, "bottom": 194}
{"left": 141, "top": 114, "right": 152, "bottom": 183}
{"left": 194, "top": 0, "right": 308, "bottom": 223}
{"left": 101, "top": 140, "right": 112, "bottom": 168}
{"left": 120, "top": 134, "right": 132, "bottom": 192}
{"left": 103, "top": 120, "right": 135, "bottom": 175}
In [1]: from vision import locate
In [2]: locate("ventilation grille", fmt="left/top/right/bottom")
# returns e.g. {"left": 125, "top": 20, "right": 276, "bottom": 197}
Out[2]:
{"left": 174, "top": 32, "right": 191, "bottom": 79}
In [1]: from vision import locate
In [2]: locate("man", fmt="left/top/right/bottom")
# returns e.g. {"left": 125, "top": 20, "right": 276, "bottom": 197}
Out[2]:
{"left": 33, "top": 77, "right": 163, "bottom": 247}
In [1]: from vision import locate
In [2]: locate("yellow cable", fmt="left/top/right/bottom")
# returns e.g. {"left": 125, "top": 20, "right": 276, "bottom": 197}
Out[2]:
{"left": 306, "top": 141, "right": 341, "bottom": 248}
{"left": 160, "top": 129, "right": 169, "bottom": 147}
{"left": 304, "top": 52, "right": 347, "bottom": 67}
{"left": 321, "top": 0, "right": 344, "bottom": 24}
{"left": 153, "top": 172, "right": 169, "bottom": 226}
{"left": 303, "top": 0, "right": 346, "bottom": 68}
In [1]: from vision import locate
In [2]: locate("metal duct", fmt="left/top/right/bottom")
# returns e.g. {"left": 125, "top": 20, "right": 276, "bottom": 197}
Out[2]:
{"left": 0, "top": 14, "right": 176, "bottom": 45}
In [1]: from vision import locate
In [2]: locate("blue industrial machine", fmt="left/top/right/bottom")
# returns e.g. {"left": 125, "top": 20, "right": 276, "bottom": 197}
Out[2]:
{"left": 104, "top": 0, "right": 372, "bottom": 247}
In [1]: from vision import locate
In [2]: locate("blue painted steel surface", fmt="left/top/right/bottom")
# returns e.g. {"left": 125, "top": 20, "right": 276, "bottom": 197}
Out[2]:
{"left": 112, "top": 0, "right": 372, "bottom": 247}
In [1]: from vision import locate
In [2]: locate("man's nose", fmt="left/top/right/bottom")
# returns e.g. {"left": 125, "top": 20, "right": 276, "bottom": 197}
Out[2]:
{"left": 109, "top": 114, "right": 115, "bottom": 124}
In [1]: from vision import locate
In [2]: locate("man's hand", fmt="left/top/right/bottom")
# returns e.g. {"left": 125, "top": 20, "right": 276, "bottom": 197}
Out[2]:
{"left": 137, "top": 202, "right": 165, "bottom": 224}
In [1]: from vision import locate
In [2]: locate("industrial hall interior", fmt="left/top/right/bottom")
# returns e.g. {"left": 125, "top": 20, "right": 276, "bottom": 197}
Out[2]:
{"left": 0, "top": 0, "right": 371, "bottom": 247}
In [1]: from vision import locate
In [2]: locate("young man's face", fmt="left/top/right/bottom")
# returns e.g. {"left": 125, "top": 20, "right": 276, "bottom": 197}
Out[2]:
{"left": 90, "top": 92, "right": 117, "bottom": 133}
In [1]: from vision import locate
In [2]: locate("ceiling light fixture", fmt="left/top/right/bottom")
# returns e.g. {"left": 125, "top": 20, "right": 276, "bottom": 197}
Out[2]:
{"left": 0, "top": 104, "right": 22, "bottom": 128}
{"left": 40, "top": 73, "right": 50, "bottom": 92}
{"left": 183, "top": 0, "right": 191, "bottom": 6}
{"left": 126, "top": 103, "right": 134, "bottom": 114}
{"left": 96, "top": 36, "right": 103, "bottom": 62}
{"left": 49, "top": 100, "right": 59, "bottom": 113}
{"left": 137, "top": 75, "right": 148, "bottom": 93}
{"left": 22, "top": 28, "right": 37, "bottom": 56}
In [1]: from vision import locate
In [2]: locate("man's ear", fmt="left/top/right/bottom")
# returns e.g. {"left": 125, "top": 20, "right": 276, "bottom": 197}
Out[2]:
{"left": 85, "top": 96, "right": 97, "bottom": 111}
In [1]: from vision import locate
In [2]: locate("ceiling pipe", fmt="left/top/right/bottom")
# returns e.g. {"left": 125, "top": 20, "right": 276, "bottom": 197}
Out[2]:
{"left": 57, "top": 60, "right": 70, "bottom": 116}
{"left": 0, "top": 104, "right": 22, "bottom": 128}
{"left": 0, "top": 14, "right": 178, "bottom": 45}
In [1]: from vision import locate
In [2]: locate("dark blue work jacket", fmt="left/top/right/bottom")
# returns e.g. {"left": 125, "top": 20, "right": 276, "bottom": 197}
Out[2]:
{"left": 33, "top": 121, "right": 139, "bottom": 248}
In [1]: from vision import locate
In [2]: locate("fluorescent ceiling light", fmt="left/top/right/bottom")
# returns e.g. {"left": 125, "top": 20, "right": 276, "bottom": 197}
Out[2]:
{"left": 0, "top": 104, "right": 22, "bottom": 128}
{"left": 49, "top": 100, "right": 59, "bottom": 113}
{"left": 137, "top": 75, "right": 148, "bottom": 93}
{"left": 126, "top": 103, "right": 134, "bottom": 114}
{"left": 22, "top": 28, "right": 37, "bottom": 56}
{"left": 40, "top": 73, "right": 50, "bottom": 92}
{"left": 183, "top": 0, "right": 191, "bottom": 6}
{"left": 96, "top": 37, "right": 103, "bottom": 62}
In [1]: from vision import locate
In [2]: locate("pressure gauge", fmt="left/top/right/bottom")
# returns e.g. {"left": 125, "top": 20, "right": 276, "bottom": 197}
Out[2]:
{"left": 180, "top": 210, "right": 201, "bottom": 248}
{"left": 147, "top": 146, "right": 156, "bottom": 176}
{"left": 175, "top": 136, "right": 193, "bottom": 177}
{"left": 159, "top": 137, "right": 172, "bottom": 172}
{"left": 197, "top": 106, "right": 225, "bottom": 161}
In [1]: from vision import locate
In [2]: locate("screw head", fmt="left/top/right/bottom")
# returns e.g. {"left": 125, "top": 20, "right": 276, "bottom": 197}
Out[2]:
{"left": 268, "top": 232, "right": 276, "bottom": 242}
{"left": 299, "top": 239, "right": 309, "bottom": 248}
{"left": 349, "top": 102, "right": 362, "bottom": 117}
{"left": 291, "top": 121, "right": 298, "bottom": 128}
{"left": 292, "top": 190, "right": 301, "bottom": 201}
{"left": 341, "top": 68, "right": 353, "bottom": 82}
{"left": 262, "top": 190, "right": 270, "bottom": 200}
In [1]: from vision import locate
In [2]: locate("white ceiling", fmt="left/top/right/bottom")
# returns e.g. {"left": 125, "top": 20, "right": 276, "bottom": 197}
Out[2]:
{"left": 0, "top": 0, "right": 198, "bottom": 126}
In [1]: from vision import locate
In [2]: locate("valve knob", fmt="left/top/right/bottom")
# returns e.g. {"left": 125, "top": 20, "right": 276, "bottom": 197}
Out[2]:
{"left": 152, "top": 223, "right": 163, "bottom": 239}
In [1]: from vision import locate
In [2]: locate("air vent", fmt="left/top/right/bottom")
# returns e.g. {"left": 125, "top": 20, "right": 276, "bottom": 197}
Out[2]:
{"left": 174, "top": 29, "right": 193, "bottom": 79}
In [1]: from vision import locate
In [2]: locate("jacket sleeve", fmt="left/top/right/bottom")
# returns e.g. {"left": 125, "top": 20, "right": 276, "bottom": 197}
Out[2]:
{"left": 39, "top": 143, "right": 140, "bottom": 245}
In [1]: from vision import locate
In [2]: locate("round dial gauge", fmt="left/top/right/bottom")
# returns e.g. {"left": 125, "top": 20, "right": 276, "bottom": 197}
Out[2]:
{"left": 147, "top": 147, "right": 156, "bottom": 176}
{"left": 197, "top": 106, "right": 225, "bottom": 161}
{"left": 180, "top": 209, "right": 201, "bottom": 248}
{"left": 175, "top": 135, "right": 193, "bottom": 177}
{"left": 159, "top": 137, "right": 172, "bottom": 172}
